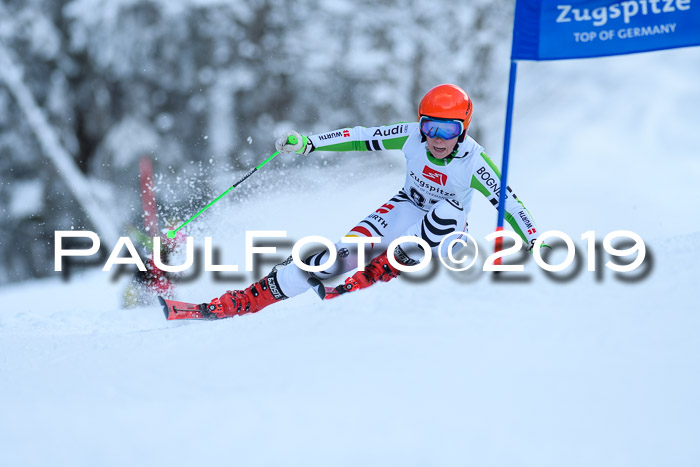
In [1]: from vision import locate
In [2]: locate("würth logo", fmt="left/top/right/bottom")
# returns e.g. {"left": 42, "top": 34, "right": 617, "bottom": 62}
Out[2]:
{"left": 422, "top": 166, "right": 448, "bottom": 186}
{"left": 342, "top": 129, "right": 350, "bottom": 137}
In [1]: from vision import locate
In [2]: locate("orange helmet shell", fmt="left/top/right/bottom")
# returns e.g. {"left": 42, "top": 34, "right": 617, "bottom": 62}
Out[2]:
{"left": 418, "top": 84, "right": 473, "bottom": 132}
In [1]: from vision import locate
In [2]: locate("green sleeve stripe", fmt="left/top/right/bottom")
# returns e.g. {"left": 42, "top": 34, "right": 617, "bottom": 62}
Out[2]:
{"left": 480, "top": 152, "right": 501, "bottom": 177}
{"left": 382, "top": 136, "right": 409, "bottom": 150}
{"left": 471, "top": 160, "right": 530, "bottom": 244}
{"left": 504, "top": 213, "right": 527, "bottom": 241}
{"left": 315, "top": 141, "right": 370, "bottom": 152}
{"left": 470, "top": 175, "right": 491, "bottom": 198}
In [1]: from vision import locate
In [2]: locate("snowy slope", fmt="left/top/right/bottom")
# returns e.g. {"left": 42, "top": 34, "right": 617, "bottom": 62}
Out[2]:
{"left": 2, "top": 48, "right": 700, "bottom": 466}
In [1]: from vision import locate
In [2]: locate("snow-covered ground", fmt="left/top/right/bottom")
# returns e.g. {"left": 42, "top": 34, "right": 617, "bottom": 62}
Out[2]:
{"left": 1, "top": 47, "right": 699, "bottom": 466}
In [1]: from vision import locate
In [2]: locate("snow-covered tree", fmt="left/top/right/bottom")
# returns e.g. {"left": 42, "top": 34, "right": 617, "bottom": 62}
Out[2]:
{"left": 0, "top": 0, "right": 512, "bottom": 283}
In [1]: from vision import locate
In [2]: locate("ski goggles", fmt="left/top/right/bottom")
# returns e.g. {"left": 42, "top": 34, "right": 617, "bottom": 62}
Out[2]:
{"left": 420, "top": 116, "right": 465, "bottom": 140}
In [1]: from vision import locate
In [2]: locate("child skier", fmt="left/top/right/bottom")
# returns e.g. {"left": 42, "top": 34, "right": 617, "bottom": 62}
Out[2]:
{"left": 206, "top": 84, "right": 540, "bottom": 318}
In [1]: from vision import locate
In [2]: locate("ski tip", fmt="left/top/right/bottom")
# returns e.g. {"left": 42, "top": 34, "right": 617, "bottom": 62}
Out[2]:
{"left": 157, "top": 296, "right": 169, "bottom": 320}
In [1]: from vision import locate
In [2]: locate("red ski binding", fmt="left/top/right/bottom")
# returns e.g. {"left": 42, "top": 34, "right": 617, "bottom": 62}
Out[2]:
{"left": 323, "top": 277, "right": 360, "bottom": 300}
{"left": 307, "top": 276, "right": 361, "bottom": 301}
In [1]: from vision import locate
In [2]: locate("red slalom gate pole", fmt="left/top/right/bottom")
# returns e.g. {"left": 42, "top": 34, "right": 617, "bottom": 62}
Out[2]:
{"left": 493, "top": 226, "right": 504, "bottom": 267}
{"left": 139, "top": 155, "right": 159, "bottom": 235}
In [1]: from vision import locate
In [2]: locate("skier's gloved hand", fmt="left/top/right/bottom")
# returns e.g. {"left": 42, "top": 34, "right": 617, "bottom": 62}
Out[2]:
{"left": 528, "top": 238, "right": 552, "bottom": 253}
{"left": 275, "top": 130, "right": 314, "bottom": 155}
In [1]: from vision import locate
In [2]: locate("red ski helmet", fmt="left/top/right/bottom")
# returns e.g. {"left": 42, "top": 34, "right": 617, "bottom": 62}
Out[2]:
{"left": 418, "top": 84, "right": 473, "bottom": 139}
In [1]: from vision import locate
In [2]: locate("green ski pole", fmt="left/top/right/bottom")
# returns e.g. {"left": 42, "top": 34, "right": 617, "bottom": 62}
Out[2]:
{"left": 166, "top": 135, "right": 302, "bottom": 239}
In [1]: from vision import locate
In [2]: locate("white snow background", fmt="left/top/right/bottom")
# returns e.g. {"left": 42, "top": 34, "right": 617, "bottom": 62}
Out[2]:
{"left": 1, "top": 48, "right": 700, "bottom": 467}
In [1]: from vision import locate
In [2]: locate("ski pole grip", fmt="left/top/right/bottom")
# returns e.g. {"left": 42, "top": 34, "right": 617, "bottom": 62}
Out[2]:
{"left": 287, "top": 135, "right": 298, "bottom": 145}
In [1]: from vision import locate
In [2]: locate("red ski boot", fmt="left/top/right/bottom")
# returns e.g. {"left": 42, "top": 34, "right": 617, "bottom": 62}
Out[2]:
{"left": 323, "top": 247, "right": 419, "bottom": 299}
{"left": 207, "top": 272, "right": 287, "bottom": 318}
{"left": 340, "top": 250, "right": 403, "bottom": 293}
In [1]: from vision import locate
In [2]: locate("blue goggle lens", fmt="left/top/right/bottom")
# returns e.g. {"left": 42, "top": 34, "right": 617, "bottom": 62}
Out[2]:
{"left": 420, "top": 117, "right": 464, "bottom": 140}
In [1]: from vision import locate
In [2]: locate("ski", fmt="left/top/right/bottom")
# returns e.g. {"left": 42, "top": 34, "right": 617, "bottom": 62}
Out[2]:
{"left": 158, "top": 296, "right": 218, "bottom": 320}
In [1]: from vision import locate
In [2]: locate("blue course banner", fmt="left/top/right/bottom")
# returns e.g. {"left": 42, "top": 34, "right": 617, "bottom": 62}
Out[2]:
{"left": 512, "top": 0, "right": 700, "bottom": 60}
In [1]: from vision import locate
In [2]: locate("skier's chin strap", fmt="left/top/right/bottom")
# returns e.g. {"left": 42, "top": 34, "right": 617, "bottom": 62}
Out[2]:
{"left": 450, "top": 145, "right": 470, "bottom": 160}
{"left": 426, "top": 145, "right": 469, "bottom": 165}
